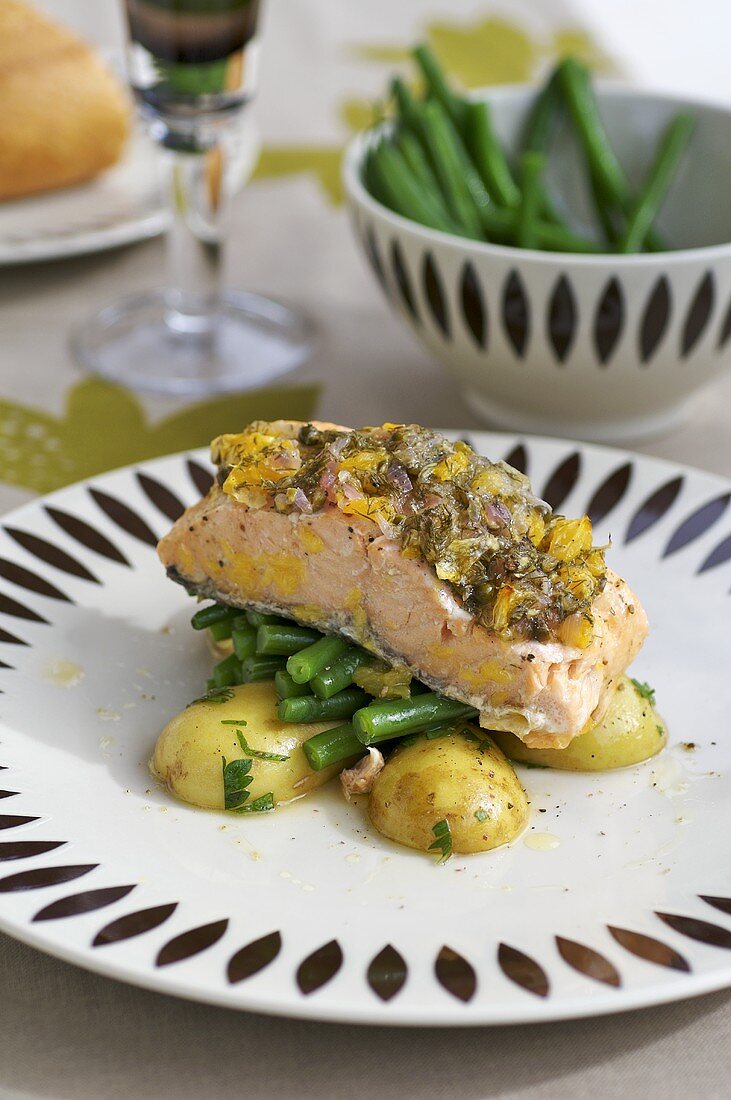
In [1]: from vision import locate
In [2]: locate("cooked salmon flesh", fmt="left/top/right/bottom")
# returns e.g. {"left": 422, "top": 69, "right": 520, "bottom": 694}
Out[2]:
{"left": 158, "top": 421, "right": 647, "bottom": 748}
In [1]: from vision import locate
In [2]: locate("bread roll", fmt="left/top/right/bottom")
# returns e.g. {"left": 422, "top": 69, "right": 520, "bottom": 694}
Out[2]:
{"left": 0, "top": 1, "right": 130, "bottom": 201}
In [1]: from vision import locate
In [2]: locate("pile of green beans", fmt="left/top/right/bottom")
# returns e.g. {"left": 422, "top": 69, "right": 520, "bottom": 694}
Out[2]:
{"left": 363, "top": 45, "right": 694, "bottom": 254}
{"left": 192, "top": 601, "right": 482, "bottom": 774}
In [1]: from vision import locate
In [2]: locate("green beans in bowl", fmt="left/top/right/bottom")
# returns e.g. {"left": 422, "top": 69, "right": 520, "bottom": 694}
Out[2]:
{"left": 342, "top": 49, "right": 731, "bottom": 442}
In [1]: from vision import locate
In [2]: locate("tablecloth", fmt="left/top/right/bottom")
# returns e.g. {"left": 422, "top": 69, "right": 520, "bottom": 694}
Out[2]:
{"left": 1, "top": 2, "right": 730, "bottom": 1097}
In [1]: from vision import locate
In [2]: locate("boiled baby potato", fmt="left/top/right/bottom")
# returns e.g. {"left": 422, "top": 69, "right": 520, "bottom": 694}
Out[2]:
{"left": 493, "top": 676, "right": 666, "bottom": 772}
{"left": 152, "top": 681, "right": 344, "bottom": 810}
{"left": 369, "top": 727, "right": 528, "bottom": 855}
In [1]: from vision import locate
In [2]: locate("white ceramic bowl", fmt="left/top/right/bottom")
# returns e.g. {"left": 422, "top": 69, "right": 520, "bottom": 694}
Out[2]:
{"left": 343, "top": 85, "right": 731, "bottom": 442}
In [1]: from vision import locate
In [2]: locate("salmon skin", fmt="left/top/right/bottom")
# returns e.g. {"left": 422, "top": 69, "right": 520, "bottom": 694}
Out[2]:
{"left": 158, "top": 421, "right": 648, "bottom": 748}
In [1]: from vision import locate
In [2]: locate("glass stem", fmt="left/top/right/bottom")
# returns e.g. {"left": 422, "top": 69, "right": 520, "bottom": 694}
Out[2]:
{"left": 164, "top": 138, "right": 227, "bottom": 337}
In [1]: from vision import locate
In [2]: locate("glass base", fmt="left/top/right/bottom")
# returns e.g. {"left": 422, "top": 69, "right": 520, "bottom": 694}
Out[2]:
{"left": 73, "top": 289, "right": 314, "bottom": 396}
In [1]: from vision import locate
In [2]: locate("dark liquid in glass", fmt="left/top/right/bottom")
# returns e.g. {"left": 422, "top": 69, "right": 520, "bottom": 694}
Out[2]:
{"left": 123, "top": 0, "right": 261, "bottom": 128}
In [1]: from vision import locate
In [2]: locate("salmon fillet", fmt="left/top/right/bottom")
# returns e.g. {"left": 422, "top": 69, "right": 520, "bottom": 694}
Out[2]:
{"left": 158, "top": 421, "right": 648, "bottom": 748}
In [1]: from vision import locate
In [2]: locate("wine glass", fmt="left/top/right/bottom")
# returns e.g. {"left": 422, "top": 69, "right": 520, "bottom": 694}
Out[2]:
{"left": 74, "top": 0, "right": 313, "bottom": 395}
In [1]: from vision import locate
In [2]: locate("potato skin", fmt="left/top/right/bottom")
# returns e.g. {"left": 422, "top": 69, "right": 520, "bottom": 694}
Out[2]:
{"left": 493, "top": 676, "right": 666, "bottom": 772}
{"left": 152, "top": 681, "right": 344, "bottom": 810}
{"left": 368, "top": 729, "right": 528, "bottom": 854}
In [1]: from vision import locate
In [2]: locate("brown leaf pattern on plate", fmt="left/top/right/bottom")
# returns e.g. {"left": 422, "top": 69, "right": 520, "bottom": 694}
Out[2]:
{"left": 296, "top": 939, "right": 343, "bottom": 995}
{"left": 46, "top": 506, "right": 130, "bottom": 566}
{"left": 0, "top": 592, "right": 48, "bottom": 624}
{"left": 541, "top": 451, "right": 581, "bottom": 511}
{"left": 503, "top": 443, "right": 528, "bottom": 476}
{"left": 0, "top": 559, "right": 71, "bottom": 602}
{"left": 0, "top": 814, "right": 39, "bottom": 830}
{"left": 498, "top": 943, "right": 549, "bottom": 997}
{"left": 89, "top": 489, "right": 158, "bottom": 548}
{"left": 227, "top": 931, "right": 282, "bottom": 984}
{"left": 0, "top": 840, "right": 66, "bottom": 862}
{"left": 698, "top": 533, "right": 731, "bottom": 574}
{"left": 586, "top": 463, "right": 632, "bottom": 525}
{"left": 434, "top": 945, "right": 477, "bottom": 1002}
{"left": 367, "top": 944, "right": 408, "bottom": 1002}
{"left": 186, "top": 460, "right": 214, "bottom": 497}
{"left": 156, "top": 919, "right": 229, "bottom": 967}
{"left": 556, "top": 936, "right": 621, "bottom": 986}
{"left": 136, "top": 473, "right": 186, "bottom": 522}
{"left": 663, "top": 494, "right": 730, "bottom": 557}
{"left": 625, "top": 477, "right": 683, "bottom": 543}
{"left": 4, "top": 526, "right": 100, "bottom": 582}
{"left": 655, "top": 912, "right": 731, "bottom": 950}
{"left": 0, "top": 863, "right": 97, "bottom": 892}
{"left": 33, "top": 884, "right": 136, "bottom": 922}
{"left": 93, "top": 902, "right": 178, "bottom": 947}
{"left": 608, "top": 926, "right": 690, "bottom": 972}
{"left": 700, "top": 896, "right": 731, "bottom": 917}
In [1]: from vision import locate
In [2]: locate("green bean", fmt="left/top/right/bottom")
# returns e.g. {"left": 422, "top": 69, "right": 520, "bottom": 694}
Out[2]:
{"left": 558, "top": 58, "right": 664, "bottom": 249}
{"left": 191, "top": 603, "right": 236, "bottom": 630}
{"left": 396, "top": 129, "right": 448, "bottom": 214}
{"left": 519, "top": 68, "right": 568, "bottom": 226}
{"left": 208, "top": 618, "right": 234, "bottom": 641}
{"left": 521, "top": 68, "right": 563, "bottom": 155}
{"left": 558, "top": 58, "right": 629, "bottom": 208}
{"left": 245, "top": 609, "right": 287, "bottom": 627}
{"left": 274, "top": 669, "right": 313, "bottom": 700}
{"left": 364, "top": 146, "right": 390, "bottom": 207}
{"left": 278, "top": 688, "right": 370, "bottom": 724}
{"left": 212, "top": 652, "right": 242, "bottom": 687}
{"left": 231, "top": 620, "right": 257, "bottom": 661}
{"left": 353, "top": 693, "right": 478, "bottom": 745}
{"left": 310, "top": 648, "right": 373, "bottom": 700}
{"left": 240, "top": 655, "right": 286, "bottom": 683}
{"left": 465, "top": 100, "right": 521, "bottom": 207}
{"left": 470, "top": 205, "right": 599, "bottom": 252}
{"left": 390, "top": 77, "right": 421, "bottom": 132}
{"left": 303, "top": 724, "right": 364, "bottom": 771}
{"left": 287, "top": 636, "right": 349, "bottom": 684}
{"left": 619, "top": 113, "right": 694, "bottom": 253}
{"left": 256, "top": 623, "right": 322, "bottom": 656}
{"left": 588, "top": 170, "right": 619, "bottom": 246}
{"left": 369, "top": 139, "right": 463, "bottom": 235}
{"left": 516, "top": 152, "right": 545, "bottom": 248}
{"left": 412, "top": 100, "right": 485, "bottom": 238}
{"left": 413, "top": 43, "right": 467, "bottom": 131}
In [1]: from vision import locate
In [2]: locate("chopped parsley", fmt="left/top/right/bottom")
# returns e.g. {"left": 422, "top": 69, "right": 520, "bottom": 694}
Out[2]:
{"left": 188, "top": 685, "right": 234, "bottom": 707}
{"left": 235, "top": 729, "right": 289, "bottom": 763}
{"left": 221, "top": 755, "right": 275, "bottom": 813}
{"left": 231, "top": 792, "right": 275, "bottom": 814}
{"left": 428, "top": 818, "right": 453, "bottom": 863}
{"left": 474, "top": 808, "right": 488, "bottom": 822}
{"left": 222, "top": 756, "right": 253, "bottom": 809}
{"left": 631, "top": 678, "right": 656, "bottom": 705}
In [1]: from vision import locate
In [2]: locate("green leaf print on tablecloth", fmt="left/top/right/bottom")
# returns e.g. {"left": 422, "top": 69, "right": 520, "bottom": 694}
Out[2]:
{"left": 0, "top": 379, "right": 319, "bottom": 494}
{"left": 253, "top": 14, "right": 612, "bottom": 205}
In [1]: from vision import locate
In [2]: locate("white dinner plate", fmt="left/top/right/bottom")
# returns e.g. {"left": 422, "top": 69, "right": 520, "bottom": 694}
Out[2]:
{"left": 0, "top": 432, "right": 729, "bottom": 1026}
{"left": 0, "top": 118, "right": 258, "bottom": 266}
